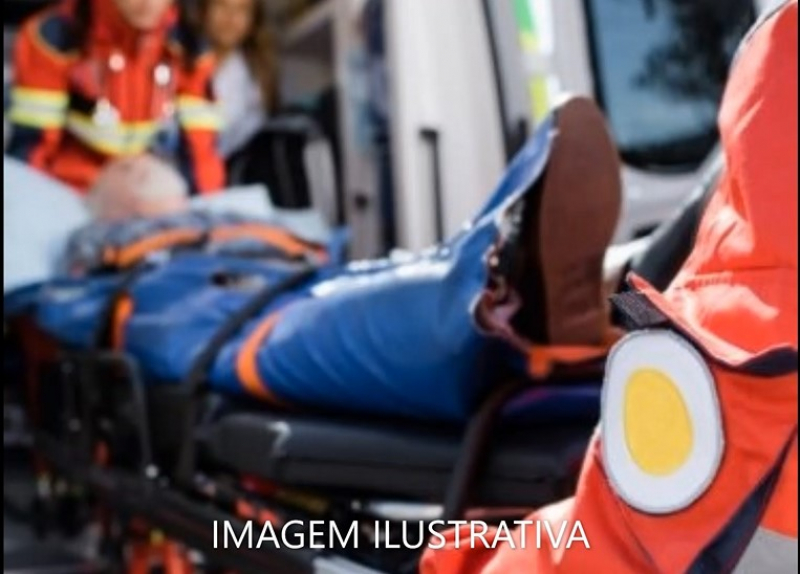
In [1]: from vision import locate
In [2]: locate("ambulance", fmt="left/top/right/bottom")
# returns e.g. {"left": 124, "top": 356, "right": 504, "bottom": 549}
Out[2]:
{"left": 276, "top": 0, "right": 768, "bottom": 256}
{"left": 4, "top": 0, "right": 770, "bottom": 256}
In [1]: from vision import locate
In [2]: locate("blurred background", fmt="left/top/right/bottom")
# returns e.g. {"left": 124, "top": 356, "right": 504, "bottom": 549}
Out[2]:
{"left": 4, "top": 0, "right": 765, "bottom": 259}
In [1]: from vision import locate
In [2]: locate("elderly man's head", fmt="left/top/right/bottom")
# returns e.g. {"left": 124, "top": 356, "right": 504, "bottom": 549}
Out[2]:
{"left": 88, "top": 155, "right": 190, "bottom": 222}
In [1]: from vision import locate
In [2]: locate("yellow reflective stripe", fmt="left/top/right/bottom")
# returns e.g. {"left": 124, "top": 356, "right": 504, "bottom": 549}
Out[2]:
{"left": 65, "top": 112, "right": 158, "bottom": 156}
{"left": 176, "top": 96, "right": 222, "bottom": 130}
{"left": 10, "top": 87, "right": 69, "bottom": 128}
{"left": 528, "top": 77, "right": 550, "bottom": 122}
{"left": 176, "top": 96, "right": 217, "bottom": 109}
{"left": 179, "top": 117, "right": 222, "bottom": 130}
{"left": 177, "top": 112, "right": 222, "bottom": 129}
{"left": 520, "top": 30, "right": 537, "bottom": 53}
{"left": 9, "top": 108, "right": 65, "bottom": 129}
{"left": 518, "top": 24, "right": 551, "bottom": 121}
{"left": 11, "top": 87, "right": 69, "bottom": 108}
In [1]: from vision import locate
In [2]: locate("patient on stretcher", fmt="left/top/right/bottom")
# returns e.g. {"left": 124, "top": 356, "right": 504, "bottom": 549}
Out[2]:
{"left": 10, "top": 96, "right": 623, "bottom": 423}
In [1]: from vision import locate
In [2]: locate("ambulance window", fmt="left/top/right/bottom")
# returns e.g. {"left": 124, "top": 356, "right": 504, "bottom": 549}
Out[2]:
{"left": 584, "top": 0, "right": 754, "bottom": 172}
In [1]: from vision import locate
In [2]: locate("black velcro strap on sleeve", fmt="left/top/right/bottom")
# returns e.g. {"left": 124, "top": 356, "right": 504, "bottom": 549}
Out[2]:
{"left": 612, "top": 291, "right": 797, "bottom": 378}
{"left": 611, "top": 291, "right": 671, "bottom": 331}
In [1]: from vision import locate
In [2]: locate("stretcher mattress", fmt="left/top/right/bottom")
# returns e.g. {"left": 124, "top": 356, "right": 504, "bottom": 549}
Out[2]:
{"left": 138, "top": 384, "right": 600, "bottom": 507}
{"left": 18, "top": 117, "right": 560, "bottom": 422}
{"left": 202, "top": 411, "right": 594, "bottom": 507}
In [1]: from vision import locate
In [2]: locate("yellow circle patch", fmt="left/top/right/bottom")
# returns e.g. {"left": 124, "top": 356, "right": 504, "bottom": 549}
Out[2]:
{"left": 602, "top": 330, "right": 725, "bottom": 514}
{"left": 624, "top": 369, "right": 694, "bottom": 476}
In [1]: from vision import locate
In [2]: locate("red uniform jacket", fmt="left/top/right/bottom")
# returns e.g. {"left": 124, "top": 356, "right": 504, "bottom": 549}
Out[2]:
{"left": 422, "top": 1, "right": 798, "bottom": 572}
{"left": 7, "top": 0, "right": 225, "bottom": 194}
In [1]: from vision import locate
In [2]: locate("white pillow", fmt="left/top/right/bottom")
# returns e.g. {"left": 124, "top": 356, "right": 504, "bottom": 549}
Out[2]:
{"left": 191, "top": 184, "right": 333, "bottom": 243}
{"left": 3, "top": 156, "right": 90, "bottom": 293}
{"left": 190, "top": 184, "right": 276, "bottom": 219}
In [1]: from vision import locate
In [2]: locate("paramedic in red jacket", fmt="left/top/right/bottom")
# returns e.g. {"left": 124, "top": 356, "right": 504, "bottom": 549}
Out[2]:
{"left": 6, "top": 0, "right": 226, "bottom": 195}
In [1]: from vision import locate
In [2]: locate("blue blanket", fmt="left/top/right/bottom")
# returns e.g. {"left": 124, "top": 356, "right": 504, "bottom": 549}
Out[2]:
{"left": 16, "top": 115, "right": 602, "bottom": 422}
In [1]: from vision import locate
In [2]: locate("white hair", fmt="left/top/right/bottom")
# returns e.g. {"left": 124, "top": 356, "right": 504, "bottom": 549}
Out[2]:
{"left": 88, "top": 155, "right": 189, "bottom": 221}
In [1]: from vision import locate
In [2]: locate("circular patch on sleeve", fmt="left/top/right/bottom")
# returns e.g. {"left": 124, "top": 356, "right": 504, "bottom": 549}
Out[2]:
{"left": 601, "top": 330, "right": 724, "bottom": 515}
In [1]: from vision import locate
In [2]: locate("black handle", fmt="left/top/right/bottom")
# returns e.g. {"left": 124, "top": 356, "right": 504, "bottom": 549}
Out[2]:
{"left": 173, "top": 266, "right": 319, "bottom": 484}
{"left": 420, "top": 128, "right": 445, "bottom": 243}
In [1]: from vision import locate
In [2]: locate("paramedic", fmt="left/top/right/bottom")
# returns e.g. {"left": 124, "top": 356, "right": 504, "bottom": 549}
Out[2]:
{"left": 6, "top": 0, "right": 226, "bottom": 195}
{"left": 196, "top": 0, "right": 277, "bottom": 160}
{"left": 422, "top": 1, "right": 798, "bottom": 572}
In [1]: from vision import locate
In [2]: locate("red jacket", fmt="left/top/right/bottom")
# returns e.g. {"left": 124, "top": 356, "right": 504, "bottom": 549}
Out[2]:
{"left": 7, "top": 0, "right": 225, "bottom": 194}
{"left": 422, "top": 2, "right": 797, "bottom": 572}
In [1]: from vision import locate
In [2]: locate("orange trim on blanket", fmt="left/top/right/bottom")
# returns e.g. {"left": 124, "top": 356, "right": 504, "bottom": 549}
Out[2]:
{"left": 210, "top": 224, "right": 328, "bottom": 261}
{"left": 527, "top": 329, "right": 623, "bottom": 378}
{"left": 236, "top": 313, "right": 285, "bottom": 404}
{"left": 104, "top": 229, "right": 204, "bottom": 268}
{"left": 101, "top": 224, "right": 327, "bottom": 269}
{"left": 112, "top": 295, "right": 134, "bottom": 350}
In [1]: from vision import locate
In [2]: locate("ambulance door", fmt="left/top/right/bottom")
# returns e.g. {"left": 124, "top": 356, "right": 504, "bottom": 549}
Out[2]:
{"left": 385, "top": 0, "right": 507, "bottom": 252}
{"left": 488, "top": 0, "right": 758, "bottom": 243}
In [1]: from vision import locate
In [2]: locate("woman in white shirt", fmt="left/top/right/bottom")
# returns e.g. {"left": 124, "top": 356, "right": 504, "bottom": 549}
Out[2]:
{"left": 199, "top": 0, "right": 327, "bottom": 209}
{"left": 199, "top": 0, "right": 278, "bottom": 159}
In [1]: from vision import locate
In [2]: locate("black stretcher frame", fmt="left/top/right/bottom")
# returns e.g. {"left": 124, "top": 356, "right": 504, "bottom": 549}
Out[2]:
{"left": 29, "top": 341, "right": 548, "bottom": 574}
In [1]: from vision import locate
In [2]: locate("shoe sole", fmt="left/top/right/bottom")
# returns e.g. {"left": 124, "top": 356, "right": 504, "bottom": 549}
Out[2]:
{"left": 536, "top": 97, "right": 622, "bottom": 345}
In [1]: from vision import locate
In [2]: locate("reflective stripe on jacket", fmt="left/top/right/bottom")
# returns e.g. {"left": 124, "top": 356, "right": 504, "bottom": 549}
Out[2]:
{"left": 6, "top": 0, "right": 225, "bottom": 194}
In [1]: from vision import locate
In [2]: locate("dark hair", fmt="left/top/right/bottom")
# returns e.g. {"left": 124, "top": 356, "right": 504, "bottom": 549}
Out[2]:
{"left": 196, "top": 0, "right": 279, "bottom": 112}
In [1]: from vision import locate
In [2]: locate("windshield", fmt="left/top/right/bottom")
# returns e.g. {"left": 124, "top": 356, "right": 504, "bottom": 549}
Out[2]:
{"left": 583, "top": 0, "right": 754, "bottom": 172}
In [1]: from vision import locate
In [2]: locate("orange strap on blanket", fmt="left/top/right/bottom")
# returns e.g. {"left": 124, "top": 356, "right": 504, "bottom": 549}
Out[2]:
{"left": 210, "top": 224, "right": 329, "bottom": 262}
{"left": 102, "top": 224, "right": 328, "bottom": 269}
{"left": 235, "top": 313, "right": 287, "bottom": 404}
{"left": 527, "top": 328, "right": 623, "bottom": 379}
{"left": 104, "top": 229, "right": 205, "bottom": 269}
{"left": 111, "top": 295, "right": 134, "bottom": 350}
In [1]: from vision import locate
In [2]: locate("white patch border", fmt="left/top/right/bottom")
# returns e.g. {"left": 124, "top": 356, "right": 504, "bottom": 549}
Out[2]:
{"left": 601, "top": 329, "right": 725, "bottom": 515}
